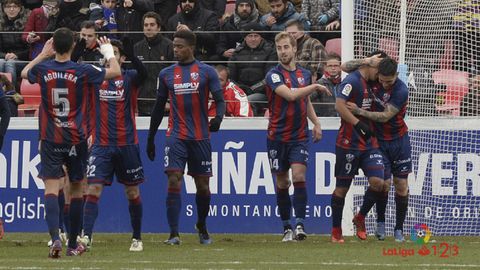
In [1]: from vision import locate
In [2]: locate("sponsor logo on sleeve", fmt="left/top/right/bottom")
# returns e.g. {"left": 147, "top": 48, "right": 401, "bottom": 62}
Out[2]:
{"left": 342, "top": 84, "right": 352, "bottom": 96}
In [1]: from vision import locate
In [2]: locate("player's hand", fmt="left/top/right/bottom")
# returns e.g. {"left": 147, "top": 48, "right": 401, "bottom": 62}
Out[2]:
{"left": 209, "top": 116, "right": 222, "bottom": 132}
{"left": 366, "top": 54, "right": 383, "bottom": 67}
{"left": 146, "top": 138, "right": 155, "bottom": 161}
{"left": 0, "top": 135, "right": 4, "bottom": 151}
{"left": 312, "top": 124, "right": 322, "bottom": 143}
{"left": 346, "top": 101, "right": 360, "bottom": 115}
{"left": 98, "top": 36, "right": 115, "bottom": 60}
{"left": 354, "top": 121, "right": 373, "bottom": 140}
{"left": 314, "top": 84, "right": 332, "bottom": 96}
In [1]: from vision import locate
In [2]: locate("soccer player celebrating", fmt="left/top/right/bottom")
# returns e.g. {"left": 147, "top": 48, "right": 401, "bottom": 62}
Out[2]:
{"left": 79, "top": 39, "right": 148, "bottom": 252}
{"left": 146, "top": 30, "right": 225, "bottom": 245}
{"left": 265, "top": 32, "right": 330, "bottom": 242}
{"left": 344, "top": 57, "right": 411, "bottom": 242}
{"left": 330, "top": 52, "right": 386, "bottom": 243}
{"left": 21, "top": 28, "right": 121, "bottom": 258}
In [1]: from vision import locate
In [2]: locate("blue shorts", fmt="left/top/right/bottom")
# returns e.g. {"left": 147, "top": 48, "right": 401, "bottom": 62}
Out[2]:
{"left": 87, "top": 145, "right": 144, "bottom": 186}
{"left": 380, "top": 134, "right": 412, "bottom": 180}
{"left": 335, "top": 146, "right": 384, "bottom": 180}
{"left": 38, "top": 140, "right": 88, "bottom": 182}
{"left": 165, "top": 137, "right": 212, "bottom": 177}
{"left": 267, "top": 139, "right": 309, "bottom": 173}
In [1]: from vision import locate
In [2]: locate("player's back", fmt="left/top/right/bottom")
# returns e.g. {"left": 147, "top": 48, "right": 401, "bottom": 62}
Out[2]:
{"left": 28, "top": 59, "right": 105, "bottom": 144}
{"left": 336, "top": 70, "right": 379, "bottom": 150}
{"left": 371, "top": 79, "right": 409, "bottom": 141}
{"left": 158, "top": 60, "right": 221, "bottom": 140}
{"left": 265, "top": 64, "right": 311, "bottom": 142}
{"left": 91, "top": 69, "right": 139, "bottom": 146}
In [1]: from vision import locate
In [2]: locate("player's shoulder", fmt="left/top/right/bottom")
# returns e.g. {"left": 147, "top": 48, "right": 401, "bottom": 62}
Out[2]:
{"left": 160, "top": 64, "right": 175, "bottom": 76}
{"left": 266, "top": 64, "right": 282, "bottom": 76}
{"left": 296, "top": 65, "right": 311, "bottom": 75}
{"left": 393, "top": 78, "right": 408, "bottom": 93}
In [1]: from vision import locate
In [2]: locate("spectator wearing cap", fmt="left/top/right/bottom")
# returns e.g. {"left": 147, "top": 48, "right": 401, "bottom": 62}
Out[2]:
{"left": 0, "top": 0, "right": 29, "bottom": 85}
{"left": 259, "top": 0, "right": 310, "bottom": 37}
{"left": 167, "top": 0, "right": 219, "bottom": 61}
{"left": 228, "top": 21, "right": 276, "bottom": 115}
{"left": 217, "top": 0, "right": 259, "bottom": 61}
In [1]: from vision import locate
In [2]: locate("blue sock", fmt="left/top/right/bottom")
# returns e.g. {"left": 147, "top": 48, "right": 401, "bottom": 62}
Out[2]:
{"left": 68, "top": 198, "right": 83, "bottom": 249}
{"left": 293, "top": 182, "right": 307, "bottom": 226}
{"left": 377, "top": 191, "right": 389, "bottom": 223}
{"left": 82, "top": 195, "right": 99, "bottom": 238}
{"left": 360, "top": 188, "right": 380, "bottom": 217}
{"left": 63, "top": 204, "right": 70, "bottom": 236}
{"left": 129, "top": 196, "right": 143, "bottom": 240}
{"left": 58, "top": 189, "right": 65, "bottom": 232}
{"left": 195, "top": 192, "right": 211, "bottom": 229}
{"left": 276, "top": 187, "right": 291, "bottom": 230}
{"left": 45, "top": 194, "right": 60, "bottom": 241}
{"left": 331, "top": 194, "right": 345, "bottom": 228}
{"left": 166, "top": 188, "right": 181, "bottom": 236}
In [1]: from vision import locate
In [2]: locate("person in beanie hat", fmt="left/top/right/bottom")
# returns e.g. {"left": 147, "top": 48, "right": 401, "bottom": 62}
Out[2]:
{"left": 217, "top": 0, "right": 259, "bottom": 60}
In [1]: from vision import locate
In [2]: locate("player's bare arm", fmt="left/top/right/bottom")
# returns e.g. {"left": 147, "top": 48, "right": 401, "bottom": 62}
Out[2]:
{"left": 21, "top": 38, "right": 55, "bottom": 79}
{"left": 275, "top": 83, "right": 330, "bottom": 101}
{"left": 341, "top": 54, "right": 383, "bottom": 73}
{"left": 307, "top": 98, "right": 322, "bottom": 142}
{"left": 346, "top": 101, "right": 399, "bottom": 123}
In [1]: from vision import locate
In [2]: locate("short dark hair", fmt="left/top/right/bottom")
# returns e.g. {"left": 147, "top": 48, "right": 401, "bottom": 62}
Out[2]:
{"left": 378, "top": 57, "right": 398, "bottom": 76}
{"left": 326, "top": 52, "right": 341, "bottom": 62}
{"left": 110, "top": 39, "right": 124, "bottom": 56}
{"left": 174, "top": 29, "right": 196, "bottom": 47}
{"left": 53, "top": 28, "right": 75, "bottom": 54}
{"left": 367, "top": 50, "right": 388, "bottom": 58}
{"left": 143, "top": 11, "right": 162, "bottom": 27}
{"left": 268, "top": 0, "right": 287, "bottom": 3}
{"left": 80, "top": 20, "right": 99, "bottom": 32}
{"left": 285, "top": 19, "right": 304, "bottom": 31}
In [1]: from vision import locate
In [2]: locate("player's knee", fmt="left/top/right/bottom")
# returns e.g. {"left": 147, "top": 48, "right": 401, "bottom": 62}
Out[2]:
{"left": 383, "top": 180, "right": 392, "bottom": 193}
{"left": 368, "top": 177, "right": 384, "bottom": 192}
{"left": 394, "top": 177, "right": 408, "bottom": 195}
{"left": 275, "top": 172, "right": 290, "bottom": 189}
{"left": 87, "top": 184, "right": 103, "bottom": 197}
{"left": 125, "top": 185, "right": 139, "bottom": 200}
{"left": 69, "top": 182, "right": 84, "bottom": 197}
{"left": 333, "top": 187, "right": 348, "bottom": 198}
{"left": 167, "top": 173, "right": 182, "bottom": 188}
{"left": 291, "top": 173, "right": 306, "bottom": 184}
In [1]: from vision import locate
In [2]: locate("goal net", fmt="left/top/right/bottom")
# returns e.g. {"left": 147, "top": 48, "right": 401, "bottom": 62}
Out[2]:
{"left": 350, "top": 0, "right": 480, "bottom": 236}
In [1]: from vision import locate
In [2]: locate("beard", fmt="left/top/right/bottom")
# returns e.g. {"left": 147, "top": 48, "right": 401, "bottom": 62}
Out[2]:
{"left": 280, "top": 55, "right": 293, "bottom": 65}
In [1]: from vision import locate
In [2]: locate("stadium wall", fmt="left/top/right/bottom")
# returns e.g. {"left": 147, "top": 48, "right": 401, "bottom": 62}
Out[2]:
{"left": 0, "top": 118, "right": 479, "bottom": 235}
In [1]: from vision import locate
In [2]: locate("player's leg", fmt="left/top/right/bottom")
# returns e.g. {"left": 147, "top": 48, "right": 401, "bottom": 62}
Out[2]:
{"left": 352, "top": 149, "right": 385, "bottom": 240}
{"left": 39, "top": 140, "right": 66, "bottom": 258}
{"left": 374, "top": 179, "right": 391, "bottom": 241}
{"left": 62, "top": 173, "right": 71, "bottom": 241}
{"left": 125, "top": 185, "right": 143, "bottom": 251}
{"left": 289, "top": 141, "right": 310, "bottom": 241}
{"left": 65, "top": 142, "right": 89, "bottom": 256}
{"left": 117, "top": 144, "right": 146, "bottom": 251}
{"left": 80, "top": 183, "right": 104, "bottom": 250}
{"left": 163, "top": 137, "right": 188, "bottom": 245}
{"left": 267, "top": 139, "right": 294, "bottom": 241}
{"left": 393, "top": 177, "right": 408, "bottom": 242}
{"left": 331, "top": 147, "right": 359, "bottom": 243}
{"left": 187, "top": 139, "right": 214, "bottom": 245}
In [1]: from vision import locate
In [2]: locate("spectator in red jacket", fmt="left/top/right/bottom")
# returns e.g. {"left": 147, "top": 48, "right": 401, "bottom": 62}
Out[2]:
{"left": 209, "top": 65, "right": 253, "bottom": 117}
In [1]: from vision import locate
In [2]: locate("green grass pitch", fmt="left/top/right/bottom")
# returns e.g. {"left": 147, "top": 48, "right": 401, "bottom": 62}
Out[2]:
{"left": 0, "top": 233, "right": 479, "bottom": 269}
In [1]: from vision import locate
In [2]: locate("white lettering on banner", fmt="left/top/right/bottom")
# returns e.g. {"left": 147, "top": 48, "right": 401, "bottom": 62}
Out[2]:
{"left": 0, "top": 141, "right": 42, "bottom": 189}
{"left": 408, "top": 153, "right": 429, "bottom": 195}
{"left": 0, "top": 196, "right": 45, "bottom": 223}
{"left": 222, "top": 152, "right": 246, "bottom": 194}
{"left": 185, "top": 204, "right": 332, "bottom": 218}
{"left": 315, "top": 153, "right": 336, "bottom": 195}
{"left": 457, "top": 153, "right": 480, "bottom": 196}
{"left": 432, "top": 153, "right": 454, "bottom": 195}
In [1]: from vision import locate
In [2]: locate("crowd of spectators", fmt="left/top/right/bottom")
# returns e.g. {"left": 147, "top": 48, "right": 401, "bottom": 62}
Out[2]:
{"left": 0, "top": 0, "right": 344, "bottom": 117}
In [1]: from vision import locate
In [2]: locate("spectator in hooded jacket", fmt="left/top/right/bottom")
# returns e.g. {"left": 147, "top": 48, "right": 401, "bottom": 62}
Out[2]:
{"left": 259, "top": 0, "right": 310, "bottom": 38}
{"left": 217, "top": 0, "right": 259, "bottom": 61}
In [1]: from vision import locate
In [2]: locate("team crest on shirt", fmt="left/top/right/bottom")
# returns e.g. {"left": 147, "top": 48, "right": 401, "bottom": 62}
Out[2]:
{"left": 297, "top": 77, "right": 305, "bottom": 85}
{"left": 269, "top": 149, "right": 277, "bottom": 158}
{"left": 88, "top": 156, "right": 96, "bottom": 165}
{"left": 191, "top": 72, "right": 199, "bottom": 80}
{"left": 165, "top": 146, "right": 170, "bottom": 155}
{"left": 346, "top": 154, "right": 355, "bottom": 162}
{"left": 342, "top": 84, "right": 352, "bottom": 96}
{"left": 383, "top": 93, "right": 391, "bottom": 102}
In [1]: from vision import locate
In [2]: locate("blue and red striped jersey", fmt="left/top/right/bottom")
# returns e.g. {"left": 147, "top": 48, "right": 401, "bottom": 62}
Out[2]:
{"left": 336, "top": 70, "right": 379, "bottom": 150}
{"left": 28, "top": 60, "right": 105, "bottom": 144}
{"left": 157, "top": 60, "right": 222, "bottom": 140}
{"left": 90, "top": 69, "right": 139, "bottom": 146}
{"left": 265, "top": 64, "right": 311, "bottom": 142}
{"left": 370, "top": 79, "right": 409, "bottom": 141}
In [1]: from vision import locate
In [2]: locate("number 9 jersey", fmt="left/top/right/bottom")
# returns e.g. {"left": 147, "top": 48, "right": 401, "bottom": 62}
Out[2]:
{"left": 28, "top": 60, "right": 106, "bottom": 144}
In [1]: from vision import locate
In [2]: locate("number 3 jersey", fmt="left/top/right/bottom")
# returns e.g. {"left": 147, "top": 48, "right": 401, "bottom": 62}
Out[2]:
{"left": 28, "top": 60, "right": 106, "bottom": 144}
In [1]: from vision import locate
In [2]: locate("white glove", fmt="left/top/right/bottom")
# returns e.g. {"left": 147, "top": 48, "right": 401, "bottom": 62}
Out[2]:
{"left": 100, "top": 43, "right": 115, "bottom": 60}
